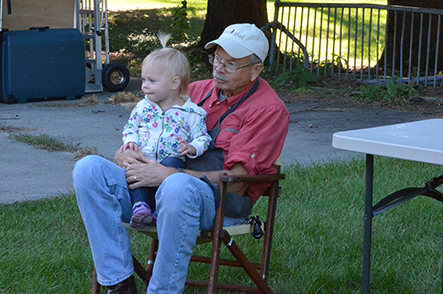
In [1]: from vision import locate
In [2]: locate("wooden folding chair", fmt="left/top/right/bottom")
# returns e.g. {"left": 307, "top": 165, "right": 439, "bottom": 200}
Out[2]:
{"left": 92, "top": 160, "right": 284, "bottom": 294}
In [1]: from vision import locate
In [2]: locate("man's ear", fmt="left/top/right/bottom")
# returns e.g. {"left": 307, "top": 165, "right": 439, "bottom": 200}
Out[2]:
{"left": 171, "top": 76, "right": 181, "bottom": 91}
{"left": 250, "top": 63, "right": 264, "bottom": 81}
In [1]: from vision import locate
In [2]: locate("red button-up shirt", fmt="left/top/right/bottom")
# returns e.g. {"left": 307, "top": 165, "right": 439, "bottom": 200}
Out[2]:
{"left": 189, "top": 77, "right": 289, "bottom": 203}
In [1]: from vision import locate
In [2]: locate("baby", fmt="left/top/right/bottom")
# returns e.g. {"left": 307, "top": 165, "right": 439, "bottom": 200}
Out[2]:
{"left": 120, "top": 34, "right": 211, "bottom": 229}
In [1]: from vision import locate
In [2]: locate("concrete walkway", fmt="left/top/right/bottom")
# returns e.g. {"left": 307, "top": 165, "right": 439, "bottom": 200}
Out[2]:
{"left": 0, "top": 78, "right": 433, "bottom": 204}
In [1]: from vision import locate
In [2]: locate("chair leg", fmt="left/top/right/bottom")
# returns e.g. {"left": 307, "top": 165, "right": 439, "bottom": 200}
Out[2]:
{"left": 91, "top": 266, "right": 101, "bottom": 294}
{"left": 207, "top": 194, "right": 227, "bottom": 294}
{"left": 132, "top": 238, "right": 159, "bottom": 285}
{"left": 132, "top": 255, "right": 149, "bottom": 284}
{"left": 146, "top": 238, "right": 158, "bottom": 278}
{"left": 207, "top": 233, "right": 223, "bottom": 294}
{"left": 222, "top": 232, "right": 273, "bottom": 294}
{"left": 260, "top": 184, "right": 279, "bottom": 281}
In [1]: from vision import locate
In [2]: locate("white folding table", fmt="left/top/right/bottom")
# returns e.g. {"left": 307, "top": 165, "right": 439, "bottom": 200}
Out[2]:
{"left": 332, "top": 118, "right": 443, "bottom": 294}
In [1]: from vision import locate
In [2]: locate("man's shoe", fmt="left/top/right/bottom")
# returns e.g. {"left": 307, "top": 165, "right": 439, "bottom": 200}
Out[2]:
{"left": 106, "top": 275, "right": 137, "bottom": 294}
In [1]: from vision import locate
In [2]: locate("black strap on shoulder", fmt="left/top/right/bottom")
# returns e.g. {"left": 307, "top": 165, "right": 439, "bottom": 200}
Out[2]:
{"left": 211, "top": 79, "right": 259, "bottom": 139}
{"left": 197, "top": 88, "right": 213, "bottom": 107}
{"left": 198, "top": 79, "right": 260, "bottom": 123}
{"left": 219, "top": 79, "right": 259, "bottom": 124}
{"left": 202, "top": 79, "right": 260, "bottom": 147}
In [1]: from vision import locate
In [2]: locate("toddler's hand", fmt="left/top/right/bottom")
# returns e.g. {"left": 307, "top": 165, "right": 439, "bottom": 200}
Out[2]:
{"left": 176, "top": 137, "right": 196, "bottom": 156}
{"left": 120, "top": 142, "right": 139, "bottom": 153}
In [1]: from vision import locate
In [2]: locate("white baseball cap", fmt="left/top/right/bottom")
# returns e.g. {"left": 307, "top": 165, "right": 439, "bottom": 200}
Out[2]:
{"left": 205, "top": 23, "right": 269, "bottom": 63}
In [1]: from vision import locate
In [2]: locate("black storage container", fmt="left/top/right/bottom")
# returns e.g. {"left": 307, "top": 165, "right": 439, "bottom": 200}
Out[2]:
{"left": 1, "top": 28, "right": 85, "bottom": 103}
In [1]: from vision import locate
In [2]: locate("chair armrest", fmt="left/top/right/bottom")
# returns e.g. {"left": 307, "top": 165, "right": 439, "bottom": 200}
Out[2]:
{"left": 219, "top": 173, "right": 285, "bottom": 183}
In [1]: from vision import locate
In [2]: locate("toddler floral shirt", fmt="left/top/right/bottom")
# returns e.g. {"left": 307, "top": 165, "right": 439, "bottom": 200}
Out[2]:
{"left": 123, "top": 96, "right": 211, "bottom": 162}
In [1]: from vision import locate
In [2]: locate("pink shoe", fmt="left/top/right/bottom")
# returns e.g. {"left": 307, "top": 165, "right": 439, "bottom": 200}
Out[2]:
{"left": 129, "top": 203, "right": 153, "bottom": 229}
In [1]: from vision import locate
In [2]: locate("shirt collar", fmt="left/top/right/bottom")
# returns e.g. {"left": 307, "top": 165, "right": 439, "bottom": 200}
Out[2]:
{"left": 210, "top": 80, "right": 258, "bottom": 107}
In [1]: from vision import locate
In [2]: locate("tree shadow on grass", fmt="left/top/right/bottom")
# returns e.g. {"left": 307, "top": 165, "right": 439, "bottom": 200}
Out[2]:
{"left": 108, "top": 8, "right": 204, "bottom": 53}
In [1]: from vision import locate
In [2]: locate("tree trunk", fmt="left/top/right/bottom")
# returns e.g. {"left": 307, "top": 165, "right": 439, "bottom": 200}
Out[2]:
{"left": 379, "top": 0, "right": 443, "bottom": 77}
{"left": 198, "top": 0, "right": 268, "bottom": 49}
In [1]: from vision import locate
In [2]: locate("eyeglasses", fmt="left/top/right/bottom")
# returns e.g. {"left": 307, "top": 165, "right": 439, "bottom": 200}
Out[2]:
{"left": 208, "top": 55, "right": 256, "bottom": 74}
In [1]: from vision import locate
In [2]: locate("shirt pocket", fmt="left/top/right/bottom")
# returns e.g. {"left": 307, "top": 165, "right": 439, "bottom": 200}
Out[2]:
{"left": 215, "top": 121, "right": 240, "bottom": 148}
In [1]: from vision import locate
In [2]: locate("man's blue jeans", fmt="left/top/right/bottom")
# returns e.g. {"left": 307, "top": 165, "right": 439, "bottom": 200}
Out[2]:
{"left": 72, "top": 155, "right": 244, "bottom": 293}
{"left": 130, "top": 156, "right": 185, "bottom": 210}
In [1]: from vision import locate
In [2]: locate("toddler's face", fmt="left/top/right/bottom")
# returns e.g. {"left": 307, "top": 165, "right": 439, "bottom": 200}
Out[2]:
{"left": 141, "top": 63, "right": 174, "bottom": 103}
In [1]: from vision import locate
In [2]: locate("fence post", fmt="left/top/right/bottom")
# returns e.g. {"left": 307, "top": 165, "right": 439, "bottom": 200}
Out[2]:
{"left": 268, "top": 0, "right": 282, "bottom": 68}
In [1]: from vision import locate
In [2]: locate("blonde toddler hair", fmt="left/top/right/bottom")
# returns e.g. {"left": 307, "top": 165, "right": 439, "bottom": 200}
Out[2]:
{"left": 142, "top": 33, "right": 190, "bottom": 97}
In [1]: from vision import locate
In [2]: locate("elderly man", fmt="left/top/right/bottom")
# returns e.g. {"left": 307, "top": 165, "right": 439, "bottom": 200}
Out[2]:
{"left": 73, "top": 23, "right": 289, "bottom": 294}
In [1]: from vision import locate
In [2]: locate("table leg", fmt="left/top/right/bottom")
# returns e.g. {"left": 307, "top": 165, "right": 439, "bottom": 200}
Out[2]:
{"left": 362, "top": 154, "right": 374, "bottom": 294}
{"left": 441, "top": 263, "right": 443, "bottom": 294}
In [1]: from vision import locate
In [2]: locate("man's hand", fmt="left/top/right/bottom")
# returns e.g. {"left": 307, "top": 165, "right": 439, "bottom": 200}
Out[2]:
{"left": 115, "top": 147, "right": 145, "bottom": 169}
{"left": 125, "top": 157, "right": 177, "bottom": 189}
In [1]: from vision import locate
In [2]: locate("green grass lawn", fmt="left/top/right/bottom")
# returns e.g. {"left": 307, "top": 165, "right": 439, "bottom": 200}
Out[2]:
{"left": 2, "top": 157, "right": 443, "bottom": 293}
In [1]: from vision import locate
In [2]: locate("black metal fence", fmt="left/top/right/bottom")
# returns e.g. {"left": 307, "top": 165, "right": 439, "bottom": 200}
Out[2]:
{"left": 268, "top": 1, "right": 443, "bottom": 87}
